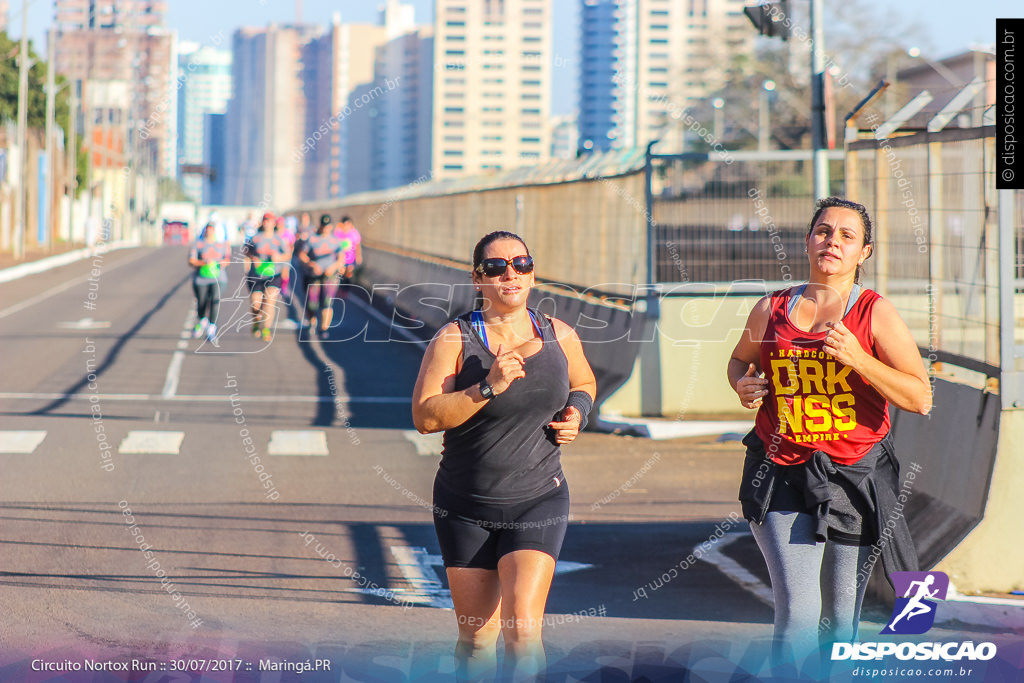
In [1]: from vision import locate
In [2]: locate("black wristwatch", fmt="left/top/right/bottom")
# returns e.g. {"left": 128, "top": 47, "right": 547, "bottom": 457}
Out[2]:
{"left": 478, "top": 380, "right": 495, "bottom": 400}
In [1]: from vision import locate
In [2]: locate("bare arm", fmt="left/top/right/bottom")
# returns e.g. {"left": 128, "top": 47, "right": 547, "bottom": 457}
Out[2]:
{"left": 727, "top": 296, "right": 771, "bottom": 409}
{"left": 824, "top": 297, "right": 931, "bottom": 415}
{"left": 548, "top": 318, "right": 597, "bottom": 444}
{"left": 411, "top": 323, "right": 526, "bottom": 434}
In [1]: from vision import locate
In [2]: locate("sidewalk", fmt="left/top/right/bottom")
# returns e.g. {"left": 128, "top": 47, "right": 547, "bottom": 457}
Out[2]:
{"left": 0, "top": 240, "right": 141, "bottom": 284}
{"left": 0, "top": 242, "right": 87, "bottom": 271}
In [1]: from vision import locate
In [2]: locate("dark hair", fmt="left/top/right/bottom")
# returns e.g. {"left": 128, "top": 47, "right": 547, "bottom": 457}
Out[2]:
{"left": 472, "top": 230, "right": 530, "bottom": 272}
{"left": 340, "top": 215, "right": 352, "bottom": 224}
{"left": 471, "top": 231, "right": 531, "bottom": 310}
{"left": 807, "top": 197, "right": 873, "bottom": 283}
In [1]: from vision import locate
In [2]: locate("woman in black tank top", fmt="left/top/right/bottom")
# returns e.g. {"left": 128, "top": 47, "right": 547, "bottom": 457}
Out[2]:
{"left": 412, "top": 231, "right": 596, "bottom": 681}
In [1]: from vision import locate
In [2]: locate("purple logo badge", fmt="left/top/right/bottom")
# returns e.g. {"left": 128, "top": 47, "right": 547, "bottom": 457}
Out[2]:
{"left": 880, "top": 571, "right": 949, "bottom": 635}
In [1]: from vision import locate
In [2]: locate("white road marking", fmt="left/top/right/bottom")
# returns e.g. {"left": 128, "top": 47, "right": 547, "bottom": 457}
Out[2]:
{"left": 382, "top": 547, "right": 593, "bottom": 610}
{"left": 118, "top": 431, "right": 185, "bottom": 454}
{"left": 161, "top": 352, "right": 185, "bottom": 399}
{"left": 0, "top": 272, "right": 95, "bottom": 321}
{"left": 0, "top": 392, "right": 410, "bottom": 403}
{"left": 161, "top": 311, "right": 195, "bottom": 399}
{"left": 267, "top": 430, "right": 329, "bottom": 456}
{"left": 699, "top": 531, "right": 774, "bottom": 607}
{"left": 554, "top": 560, "right": 594, "bottom": 576}
{"left": 0, "top": 246, "right": 145, "bottom": 320}
{"left": 402, "top": 430, "right": 444, "bottom": 456}
{"left": 598, "top": 415, "right": 754, "bottom": 440}
{"left": 56, "top": 317, "right": 111, "bottom": 330}
{"left": 0, "top": 431, "right": 47, "bottom": 454}
{"left": 389, "top": 545, "right": 454, "bottom": 609}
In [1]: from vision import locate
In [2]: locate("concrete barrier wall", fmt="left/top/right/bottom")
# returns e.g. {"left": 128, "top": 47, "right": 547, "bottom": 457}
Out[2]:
{"left": 936, "top": 408, "right": 1024, "bottom": 593}
{"left": 357, "top": 245, "right": 647, "bottom": 414}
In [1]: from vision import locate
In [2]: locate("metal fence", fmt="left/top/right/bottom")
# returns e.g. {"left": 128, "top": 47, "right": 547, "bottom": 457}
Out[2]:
{"left": 298, "top": 150, "right": 650, "bottom": 296}
{"left": 846, "top": 126, "right": 1018, "bottom": 374}
{"left": 648, "top": 154, "right": 845, "bottom": 284}
{"left": 297, "top": 128, "right": 1021, "bottom": 391}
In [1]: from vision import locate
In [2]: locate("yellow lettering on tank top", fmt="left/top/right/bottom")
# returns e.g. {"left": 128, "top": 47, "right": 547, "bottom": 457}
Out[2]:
{"left": 770, "top": 359, "right": 799, "bottom": 396}
{"left": 825, "top": 362, "right": 853, "bottom": 393}
{"left": 832, "top": 393, "right": 858, "bottom": 431}
{"left": 777, "top": 396, "right": 803, "bottom": 434}
{"left": 800, "top": 360, "right": 826, "bottom": 394}
{"left": 803, "top": 394, "right": 833, "bottom": 432}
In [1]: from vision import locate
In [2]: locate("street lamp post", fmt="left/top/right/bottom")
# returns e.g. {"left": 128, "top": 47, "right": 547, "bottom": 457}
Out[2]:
{"left": 712, "top": 97, "right": 725, "bottom": 141}
{"left": 14, "top": 0, "right": 29, "bottom": 261}
{"left": 809, "top": 0, "right": 830, "bottom": 198}
{"left": 759, "top": 80, "right": 775, "bottom": 151}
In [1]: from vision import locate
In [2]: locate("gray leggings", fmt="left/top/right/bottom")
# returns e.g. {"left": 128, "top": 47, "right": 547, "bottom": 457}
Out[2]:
{"left": 750, "top": 511, "right": 875, "bottom": 658}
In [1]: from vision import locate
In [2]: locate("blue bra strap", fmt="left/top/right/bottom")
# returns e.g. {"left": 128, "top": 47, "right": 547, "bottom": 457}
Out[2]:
{"left": 787, "top": 284, "right": 807, "bottom": 317}
{"left": 844, "top": 284, "right": 862, "bottom": 317}
{"left": 787, "top": 283, "right": 862, "bottom": 319}
{"left": 471, "top": 309, "right": 542, "bottom": 351}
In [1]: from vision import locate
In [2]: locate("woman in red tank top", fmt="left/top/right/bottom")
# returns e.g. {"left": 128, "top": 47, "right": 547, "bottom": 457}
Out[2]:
{"left": 727, "top": 198, "right": 931, "bottom": 665}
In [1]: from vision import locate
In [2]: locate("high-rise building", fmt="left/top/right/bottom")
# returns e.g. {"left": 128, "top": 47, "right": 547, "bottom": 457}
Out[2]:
{"left": 176, "top": 41, "right": 231, "bottom": 202}
{"left": 202, "top": 112, "right": 226, "bottom": 205}
{"left": 221, "top": 24, "right": 322, "bottom": 208}
{"left": 224, "top": 4, "right": 431, "bottom": 205}
{"left": 370, "top": 1, "right": 434, "bottom": 191}
{"left": 578, "top": 0, "right": 753, "bottom": 153}
{"left": 549, "top": 114, "right": 579, "bottom": 159}
{"left": 55, "top": 0, "right": 165, "bottom": 30}
{"left": 53, "top": 0, "right": 176, "bottom": 177}
{"left": 432, "top": 0, "right": 553, "bottom": 180}
{"left": 302, "top": 14, "right": 387, "bottom": 200}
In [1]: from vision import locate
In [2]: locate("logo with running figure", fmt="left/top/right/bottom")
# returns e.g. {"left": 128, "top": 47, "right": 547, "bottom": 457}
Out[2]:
{"left": 881, "top": 571, "right": 949, "bottom": 635}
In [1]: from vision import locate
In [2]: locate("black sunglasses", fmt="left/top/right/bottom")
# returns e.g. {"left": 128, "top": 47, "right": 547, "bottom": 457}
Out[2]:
{"left": 476, "top": 255, "right": 534, "bottom": 278}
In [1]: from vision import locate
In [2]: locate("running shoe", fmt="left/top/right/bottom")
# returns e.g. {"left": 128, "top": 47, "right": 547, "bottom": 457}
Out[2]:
{"left": 253, "top": 320, "right": 262, "bottom": 338}
{"left": 262, "top": 327, "right": 272, "bottom": 342}
{"left": 193, "top": 318, "right": 209, "bottom": 338}
{"left": 206, "top": 323, "right": 217, "bottom": 341}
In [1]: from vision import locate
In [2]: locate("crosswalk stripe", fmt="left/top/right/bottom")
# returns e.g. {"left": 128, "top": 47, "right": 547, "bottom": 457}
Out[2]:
{"left": 0, "top": 431, "right": 47, "bottom": 454}
{"left": 402, "top": 430, "right": 444, "bottom": 456}
{"left": 267, "top": 430, "right": 329, "bottom": 456}
{"left": 700, "top": 532, "right": 774, "bottom": 607}
{"left": 118, "top": 431, "right": 186, "bottom": 454}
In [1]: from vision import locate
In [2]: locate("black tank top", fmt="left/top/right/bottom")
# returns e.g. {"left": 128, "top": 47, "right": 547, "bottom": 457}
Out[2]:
{"left": 438, "top": 308, "right": 570, "bottom": 503}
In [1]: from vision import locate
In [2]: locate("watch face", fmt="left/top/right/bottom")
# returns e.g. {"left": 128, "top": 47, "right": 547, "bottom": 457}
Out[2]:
{"left": 479, "top": 381, "right": 493, "bottom": 399}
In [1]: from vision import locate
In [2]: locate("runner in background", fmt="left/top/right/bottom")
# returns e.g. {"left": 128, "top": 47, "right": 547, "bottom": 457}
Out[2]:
{"left": 336, "top": 215, "right": 363, "bottom": 285}
{"left": 244, "top": 212, "right": 290, "bottom": 341}
{"left": 188, "top": 220, "right": 230, "bottom": 342}
{"left": 239, "top": 212, "right": 258, "bottom": 244}
{"left": 278, "top": 215, "right": 297, "bottom": 300}
{"left": 298, "top": 214, "right": 344, "bottom": 337}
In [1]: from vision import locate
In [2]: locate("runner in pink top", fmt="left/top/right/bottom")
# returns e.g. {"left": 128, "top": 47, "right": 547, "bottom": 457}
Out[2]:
{"left": 336, "top": 216, "right": 362, "bottom": 282}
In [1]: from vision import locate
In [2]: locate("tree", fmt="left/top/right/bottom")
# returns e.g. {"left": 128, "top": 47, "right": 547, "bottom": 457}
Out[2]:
{"left": 0, "top": 31, "right": 85, "bottom": 193}
{"left": 693, "top": 0, "right": 929, "bottom": 151}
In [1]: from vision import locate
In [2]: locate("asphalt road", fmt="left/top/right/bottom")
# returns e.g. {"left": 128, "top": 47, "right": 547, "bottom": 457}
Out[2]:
{"left": 0, "top": 246, "right": 1016, "bottom": 682}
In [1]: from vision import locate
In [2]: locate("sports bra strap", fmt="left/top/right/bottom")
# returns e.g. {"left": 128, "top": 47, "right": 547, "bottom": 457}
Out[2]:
{"left": 786, "top": 283, "right": 862, "bottom": 319}
{"left": 470, "top": 309, "right": 542, "bottom": 351}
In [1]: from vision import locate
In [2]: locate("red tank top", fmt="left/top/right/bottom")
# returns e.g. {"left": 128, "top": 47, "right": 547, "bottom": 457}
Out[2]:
{"left": 754, "top": 285, "right": 890, "bottom": 466}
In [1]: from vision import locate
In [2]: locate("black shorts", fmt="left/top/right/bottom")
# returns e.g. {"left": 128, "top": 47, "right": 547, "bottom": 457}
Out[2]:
{"left": 246, "top": 273, "right": 282, "bottom": 292}
{"left": 433, "top": 478, "right": 570, "bottom": 569}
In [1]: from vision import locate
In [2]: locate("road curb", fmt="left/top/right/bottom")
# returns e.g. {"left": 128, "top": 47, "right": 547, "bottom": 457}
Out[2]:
{"left": 0, "top": 240, "right": 141, "bottom": 284}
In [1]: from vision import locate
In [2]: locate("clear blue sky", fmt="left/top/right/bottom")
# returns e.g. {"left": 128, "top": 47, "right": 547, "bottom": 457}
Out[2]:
{"left": 15, "top": 0, "right": 1021, "bottom": 115}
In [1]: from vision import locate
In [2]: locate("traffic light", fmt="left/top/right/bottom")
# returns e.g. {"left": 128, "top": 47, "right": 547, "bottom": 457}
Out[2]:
{"left": 743, "top": 1, "right": 790, "bottom": 40}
